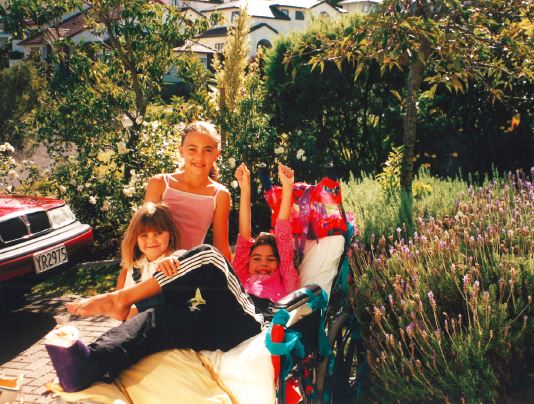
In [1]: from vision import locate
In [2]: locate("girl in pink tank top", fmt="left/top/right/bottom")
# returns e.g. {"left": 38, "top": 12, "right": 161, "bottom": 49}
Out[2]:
{"left": 231, "top": 162, "right": 299, "bottom": 303}
{"left": 116, "top": 122, "right": 231, "bottom": 291}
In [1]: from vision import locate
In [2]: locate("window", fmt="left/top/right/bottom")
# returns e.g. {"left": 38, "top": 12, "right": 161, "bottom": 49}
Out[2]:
{"left": 199, "top": 56, "right": 208, "bottom": 68}
{"left": 215, "top": 43, "right": 224, "bottom": 52}
{"left": 257, "top": 39, "right": 272, "bottom": 51}
{"left": 231, "top": 11, "right": 240, "bottom": 22}
{"left": 320, "top": 11, "right": 329, "bottom": 18}
{"left": 281, "top": 9, "right": 289, "bottom": 16}
{"left": 295, "top": 10, "right": 304, "bottom": 20}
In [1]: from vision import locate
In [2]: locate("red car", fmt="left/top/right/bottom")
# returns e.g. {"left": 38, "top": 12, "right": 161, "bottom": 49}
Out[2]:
{"left": 0, "top": 195, "right": 93, "bottom": 297}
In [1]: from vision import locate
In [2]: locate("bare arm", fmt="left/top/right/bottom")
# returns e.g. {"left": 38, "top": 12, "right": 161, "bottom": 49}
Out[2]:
{"left": 235, "top": 163, "right": 251, "bottom": 240}
{"left": 144, "top": 175, "right": 166, "bottom": 203}
{"left": 213, "top": 188, "right": 232, "bottom": 261}
{"left": 115, "top": 267, "right": 128, "bottom": 291}
{"left": 277, "top": 162, "right": 294, "bottom": 221}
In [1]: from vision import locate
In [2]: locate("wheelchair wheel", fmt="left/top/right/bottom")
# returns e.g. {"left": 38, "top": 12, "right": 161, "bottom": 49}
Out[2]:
{"left": 315, "top": 313, "right": 362, "bottom": 404}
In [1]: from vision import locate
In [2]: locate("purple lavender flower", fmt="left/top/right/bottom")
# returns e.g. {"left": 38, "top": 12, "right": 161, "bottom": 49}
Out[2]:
{"left": 370, "top": 234, "right": 375, "bottom": 244}
{"left": 428, "top": 291, "right": 434, "bottom": 300}
{"left": 474, "top": 281, "right": 480, "bottom": 290}
{"left": 389, "top": 294, "right": 393, "bottom": 303}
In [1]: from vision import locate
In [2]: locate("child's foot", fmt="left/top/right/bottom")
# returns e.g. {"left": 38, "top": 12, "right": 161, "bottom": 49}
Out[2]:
{"left": 66, "top": 293, "right": 130, "bottom": 321}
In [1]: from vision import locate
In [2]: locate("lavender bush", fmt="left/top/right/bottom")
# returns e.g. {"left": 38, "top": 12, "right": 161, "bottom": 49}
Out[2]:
{"left": 348, "top": 170, "right": 534, "bottom": 403}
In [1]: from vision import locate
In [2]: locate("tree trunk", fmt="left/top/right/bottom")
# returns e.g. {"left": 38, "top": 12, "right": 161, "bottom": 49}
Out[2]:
{"left": 400, "top": 37, "right": 431, "bottom": 191}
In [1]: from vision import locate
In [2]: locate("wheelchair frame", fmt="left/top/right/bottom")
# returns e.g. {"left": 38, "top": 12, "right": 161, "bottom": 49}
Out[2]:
{"left": 258, "top": 163, "right": 366, "bottom": 404}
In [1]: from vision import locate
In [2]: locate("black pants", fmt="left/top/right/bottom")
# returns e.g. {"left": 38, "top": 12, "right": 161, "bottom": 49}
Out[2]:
{"left": 89, "top": 245, "right": 265, "bottom": 381}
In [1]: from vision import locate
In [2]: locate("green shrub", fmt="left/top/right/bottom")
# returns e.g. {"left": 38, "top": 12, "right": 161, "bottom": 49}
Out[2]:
{"left": 341, "top": 168, "right": 469, "bottom": 248}
{"left": 348, "top": 171, "right": 534, "bottom": 403}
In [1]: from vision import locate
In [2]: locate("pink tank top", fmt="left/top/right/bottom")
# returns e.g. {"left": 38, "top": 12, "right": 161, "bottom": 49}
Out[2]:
{"left": 161, "top": 174, "right": 222, "bottom": 250}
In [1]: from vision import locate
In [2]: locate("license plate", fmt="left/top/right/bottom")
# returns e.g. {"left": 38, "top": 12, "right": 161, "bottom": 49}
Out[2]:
{"left": 33, "top": 244, "right": 68, "bottom": 274}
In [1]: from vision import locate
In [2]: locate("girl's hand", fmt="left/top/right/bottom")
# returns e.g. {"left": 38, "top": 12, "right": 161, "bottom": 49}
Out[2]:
{"left": 156, "top": 256, "right": 181, "bottom": 277}
{"left": 234, "top": 163, "right": 250, "bottom": 191}
{"left": 278, "top": 162, "right": 294, "bottom": 189}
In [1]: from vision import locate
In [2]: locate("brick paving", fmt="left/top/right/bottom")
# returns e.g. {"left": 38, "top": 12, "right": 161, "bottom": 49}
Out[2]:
{"left": 0, "top": 294, "right": 120, "bottom": 404}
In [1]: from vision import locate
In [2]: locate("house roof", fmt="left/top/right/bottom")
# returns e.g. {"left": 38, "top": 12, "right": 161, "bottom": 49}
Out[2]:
{"left": 17, "top": 11, "right": 88, "bottom": 45}
{"left": 250, "top": 22, "right": 278, "bottom": 34}
{"left": 197, "top": 21, "right": 278, "bottom": 39}
{"left": 201, "top": 0, "right": 292, "bottom": 20}
{"left": 174, "top": 39, "right": 220, "bottom": 54}
{"left": 337, "top": 0, "right": 382, "bottom": 4}
{"left": 197, "top": 26, "right": 229, "bottom": 38}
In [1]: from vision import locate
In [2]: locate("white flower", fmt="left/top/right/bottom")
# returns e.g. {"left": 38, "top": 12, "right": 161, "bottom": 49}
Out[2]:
{"left": 177, "top": 122, "right": 186, "bottom": 131}
{"left": 0, "top": 144, "right": 5, "bottom": 152}
{"left": 6, "top": 186, "right": 13, "bottom": 192}
{"left": 231, "top": 180, "right": 238, "bottom": 189}
{"left": 77, "top": 185, "right": 84, "bottom": 192}
{"left": 131, "top": 205, "right": 138, "bottom": 212}
{"left": 59, "top": 185, "right": 67, "bottom": 193}
{"left": 118, "top": 141, "right": 130, "bottom": 155}
{"left": 123, "top": 187, "right": 136, "bottom": 197}
{"left": 130, "top": 169, "right": 136, "bottom": 176}
{"left": 85, "top": 183, "right": 91, "bottom": 188}
{"left": 143, "top": 182, "right": 149, "bottom": 189}
{"left": 5, "top": 142, "right": 14, "bottom": 152}
{"left": 70, "top": 179, "right": 77, "bottom": 186}
{"left": 88, "top": 196, "right": 97, "bottom": 205}
{"left": 302, "top": 156, "right": 307, "bottom": 161}
{"left": 102, "top": 200, "right": 111, "bottom": 211}
{"left": 7, "top": 170, "right": 18, "bottom": 179}
{"left": 297, "top": 149, "right": 305, "bottom": 159}
{"left": 228, "top": 158, "right": 236, "bottom": 168}
{"left": 151, "top": 121, "right": 160, "bottom": 129}
{"left": 274, "top": 147, "right": 285, "bottom": 155}
{"left": 7, "top": 157, "right": 15, "bottom": 165}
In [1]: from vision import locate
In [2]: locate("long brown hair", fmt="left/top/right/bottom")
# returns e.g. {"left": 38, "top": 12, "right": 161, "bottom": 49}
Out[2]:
{"left": 249, "top": 233, "right": 281, "bottom": 264}
{"left": 181, "top": 121, "right": 221, "bottom": 180}
{"left": 121, "top": 202, "right": 182, "bottom": 268}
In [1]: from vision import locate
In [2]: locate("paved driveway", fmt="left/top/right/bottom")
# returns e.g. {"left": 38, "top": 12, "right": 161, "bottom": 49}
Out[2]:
{"left": 0, "top": 294, "right": 120, "bottom": 403}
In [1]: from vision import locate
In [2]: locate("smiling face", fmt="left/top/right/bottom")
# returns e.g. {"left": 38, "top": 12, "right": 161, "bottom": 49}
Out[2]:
{"left": 179, "top": 130, "right": 220, "bottom": 178}
{"left": 136, "top": 230, "right": 170, "bottom": 262}
{"left": 248, "top": 244, "right": 279, "bottom": 275}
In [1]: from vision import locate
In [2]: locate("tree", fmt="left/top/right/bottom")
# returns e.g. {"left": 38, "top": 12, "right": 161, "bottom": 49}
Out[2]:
{"left": 0, "top": 54, "right": 48, "bottom": 148}
{"left": 214, "top": 5, "right": 251, "bottom": 147}
{"left": 285, "top": 0, "right": 534, "bottom": 191}
{"left": 264, "top": 13, "right": 407, "bottom": 178}
{"left": 0, "top": 0, "right": 223, "bottom": 256}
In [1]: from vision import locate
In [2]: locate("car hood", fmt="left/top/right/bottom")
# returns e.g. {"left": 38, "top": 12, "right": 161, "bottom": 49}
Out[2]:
{"left": 0, "top": 195, "right": 65, "bottom": 216}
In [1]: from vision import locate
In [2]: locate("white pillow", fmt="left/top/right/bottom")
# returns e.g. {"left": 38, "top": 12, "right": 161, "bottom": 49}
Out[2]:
{"left": 288, "top": 235, "right": 345, "bottom": 326}
{"left": 297, "top": 235, "right": 345, "bottom": 299}
{"left": 202, "top": 330, "right": 275, "bottom": 404}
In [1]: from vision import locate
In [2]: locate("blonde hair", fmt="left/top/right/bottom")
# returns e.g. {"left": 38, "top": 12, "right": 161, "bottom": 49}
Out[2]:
{"left": 181, "top": 121, "right": 221, "bottom": 180}
{"left": 121, "top": 202, "right": 182, "bottom": 269}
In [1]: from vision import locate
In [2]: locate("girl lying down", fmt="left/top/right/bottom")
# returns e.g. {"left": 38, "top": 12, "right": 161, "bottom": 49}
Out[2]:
{"left": 46, "top": 163, "right": 299, "bottom": 393}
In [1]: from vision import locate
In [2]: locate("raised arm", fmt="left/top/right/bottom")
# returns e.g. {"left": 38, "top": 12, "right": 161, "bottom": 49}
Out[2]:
{"left": 277, "top": 162, "right": 294, "bottom": 221}
{"left": 213, "top": 188, "right": 232, "bottom": 261}
{"left": 276, "top": 163, "right": 299, "bottom": 293}
{"left": 235, "top": 163, "right": 251, "bottom": 240}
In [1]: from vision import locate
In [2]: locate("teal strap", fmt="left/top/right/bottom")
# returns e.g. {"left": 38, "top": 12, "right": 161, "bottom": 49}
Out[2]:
{"left": 265, "top": 310, "right": 305, "bottom": 404}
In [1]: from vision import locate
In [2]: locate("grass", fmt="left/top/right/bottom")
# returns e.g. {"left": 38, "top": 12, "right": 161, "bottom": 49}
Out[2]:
{"left": 31, "top": 264, "right": 121, "bottom": 296}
